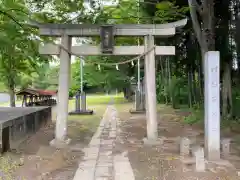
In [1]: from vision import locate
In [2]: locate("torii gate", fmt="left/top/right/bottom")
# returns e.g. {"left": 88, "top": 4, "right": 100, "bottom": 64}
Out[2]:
{"left": 32, "top": 19, "right": 187, "bottom": 146}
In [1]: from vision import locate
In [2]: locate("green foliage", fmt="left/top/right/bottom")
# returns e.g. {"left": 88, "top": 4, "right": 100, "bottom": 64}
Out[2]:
{"left": 69, "top": 57, "right": 130, "bottom": 96}
{"left": 156, "top": 73, "right": 189, "bottom": 108}
{"left": 0, "top": 0, "right": 52, "bottom": 106}
{"left": 154, "top": 1, "right": 188, "bottom": 23}
{"left": 183, "top": 104, "right": 203, "bottom": 125}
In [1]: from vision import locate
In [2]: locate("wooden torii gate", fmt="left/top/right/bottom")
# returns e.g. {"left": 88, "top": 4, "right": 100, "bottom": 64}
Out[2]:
{"left": 32, "top": 19, "right": 187, "bottom": 146}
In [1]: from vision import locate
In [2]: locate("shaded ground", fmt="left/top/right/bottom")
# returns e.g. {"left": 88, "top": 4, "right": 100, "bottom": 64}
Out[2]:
{"left": 0, "top": 103, "right": 106, "bottom": 180}
{"left": 115, "top": 104, "right": 240, "bottom": 180}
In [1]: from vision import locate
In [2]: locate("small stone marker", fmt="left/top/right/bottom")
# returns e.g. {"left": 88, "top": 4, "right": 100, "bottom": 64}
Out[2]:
{"left": 221, "top": 138, "right": 231, "bottom": 157}
{"left": 180, "top": 137, "right": 190, "bottom": 156}
{"left": 194, "top": 147, "right": 205, "bottom": 172}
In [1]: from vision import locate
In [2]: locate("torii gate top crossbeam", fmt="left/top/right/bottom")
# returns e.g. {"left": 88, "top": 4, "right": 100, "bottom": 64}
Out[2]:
{"left": 29, "top": 18, "right": 187, "bottom": 37}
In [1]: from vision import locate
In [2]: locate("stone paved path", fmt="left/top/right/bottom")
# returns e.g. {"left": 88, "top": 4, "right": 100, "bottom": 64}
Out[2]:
{"left": 73, "top": 105, "right": 135, "bottom": 180}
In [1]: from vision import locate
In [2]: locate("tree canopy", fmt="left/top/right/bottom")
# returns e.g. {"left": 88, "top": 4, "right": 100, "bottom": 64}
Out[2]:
{"left": 0, "top": 0, "right": 240, "bottom": 124}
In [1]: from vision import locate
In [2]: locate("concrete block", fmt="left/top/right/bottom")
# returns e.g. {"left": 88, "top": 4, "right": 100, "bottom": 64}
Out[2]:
{"left": 180, "top": 137, "right": 190, "bottom": 156}
{"left": 221, "top": 138, "right": 231, "bottom": 157}
{"left": 194, "top": 147, "right": 205, "bottom": 172}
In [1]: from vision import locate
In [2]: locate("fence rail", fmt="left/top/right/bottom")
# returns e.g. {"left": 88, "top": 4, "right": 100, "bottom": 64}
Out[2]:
{"left": 0, "top": 107, "right": 52, "bottom": 153}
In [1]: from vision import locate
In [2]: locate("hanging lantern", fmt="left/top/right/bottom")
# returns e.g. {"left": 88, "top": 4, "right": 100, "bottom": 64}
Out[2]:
{"left": 131, "top": 61, "right": 134, "bottom": 67}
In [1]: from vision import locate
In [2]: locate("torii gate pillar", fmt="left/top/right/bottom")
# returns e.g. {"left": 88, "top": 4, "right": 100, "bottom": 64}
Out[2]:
{"left": 50, "top": 34, "right": 71, "bottom": 146}
{"left": 144, "top": 35, "right": 158, "bottom": 141}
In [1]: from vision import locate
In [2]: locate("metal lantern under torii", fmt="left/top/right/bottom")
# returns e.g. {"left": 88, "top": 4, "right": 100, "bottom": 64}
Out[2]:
{"left": 69, "top": 57, "right": 94, "bottom": 115}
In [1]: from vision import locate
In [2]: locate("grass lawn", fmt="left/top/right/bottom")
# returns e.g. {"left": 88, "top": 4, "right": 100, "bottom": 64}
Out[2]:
{"left": 52, "top": 94, "right": 130, "bottom": 132}
{"left": 66, "top": 94, "right": 131, "bottom": 143}
{"left": 69, "top": 93, "right": 127, "bottom": 107}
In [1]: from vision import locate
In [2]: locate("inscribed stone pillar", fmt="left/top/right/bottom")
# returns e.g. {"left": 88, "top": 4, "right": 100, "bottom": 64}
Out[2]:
{"left": 56, "top": 34, "right": 71, "bottom": 141}
{"left": 204, "top": 51, "right": 220, "bottom": 161}
{"left": 144, "top": 35, "right": 158, "bottom": 140}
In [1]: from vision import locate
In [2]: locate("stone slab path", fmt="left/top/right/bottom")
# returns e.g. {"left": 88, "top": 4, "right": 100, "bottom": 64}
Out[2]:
{"left": 73, "top": 105, "right": 135, "bottom": 180}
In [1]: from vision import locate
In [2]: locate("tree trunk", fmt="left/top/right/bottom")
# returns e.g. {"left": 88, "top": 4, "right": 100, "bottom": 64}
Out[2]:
{"left": 196, "top": 50, "right": 204, "bottom": 102}
{"left": 192, "top": 69, "right": 197, "bottom": 104}
{"left": 159, "top": 56, "right": 167, "bottom": 104}
{"left": 188, "top": 0, "right": 215, "bottom": 65}
{"left": 9, "top": 86, "right": 15, "bottom": 107}
{"left": 222, "top": 62, "right": 232, "bottom": 119}
{"left": 164, "top": 58, "right": 169, "bottom": 104}
{"left": 167, "top": 57, "right": 172, "bottom": 103}
{"left": 188, "top": 69, "right": 193, "bottom": 108}
{"left": 236, "top": 12, "right": 240, "bottom": 75}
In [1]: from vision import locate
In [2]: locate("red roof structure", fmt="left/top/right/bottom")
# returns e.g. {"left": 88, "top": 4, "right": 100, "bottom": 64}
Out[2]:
{"left": 35, "top": 89, "right": 57, "bottom": 96}
{"left": 16, "top": 88, "right": 57, "bottom": 96}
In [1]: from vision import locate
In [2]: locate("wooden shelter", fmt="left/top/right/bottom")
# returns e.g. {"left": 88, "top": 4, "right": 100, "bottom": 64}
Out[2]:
{"left": 16, "top": 88, "right": 57, "bottom": 107}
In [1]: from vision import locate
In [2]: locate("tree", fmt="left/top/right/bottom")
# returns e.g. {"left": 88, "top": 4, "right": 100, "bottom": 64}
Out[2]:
{"left": 188, "top": 0, "right": 215, "bottom": 59}
{"left": 0, "top": 0, "right": 48, "bottom": 106}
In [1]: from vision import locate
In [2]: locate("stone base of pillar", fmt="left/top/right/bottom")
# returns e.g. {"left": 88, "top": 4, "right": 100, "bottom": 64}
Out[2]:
{"left": 142, "top": 137, "right": 163, "bottom": 146}
{"left": 49, "top": 138, "right": 71, "bottom": 149}
{"left": 205, "top": 149, "right": 221, "bottom": 161}
{"left": 69, "top": 109, "right": 94, "bottom": 115}
{"left": 129, "top": 109, "right": 145, "bottom": 114}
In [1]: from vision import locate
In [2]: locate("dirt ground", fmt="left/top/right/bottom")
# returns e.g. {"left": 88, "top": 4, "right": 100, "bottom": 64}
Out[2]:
{"left": 2, "top": 103, "right": 240, "bottom": 180}
{"left": 0, "top": 120, "right": 90, "bottom": 180}
{"left": 115, "top": 105, "right": 240, "bottom": 180}
{"left": 0, "top": 105, "right": 103, "bottom": 180}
